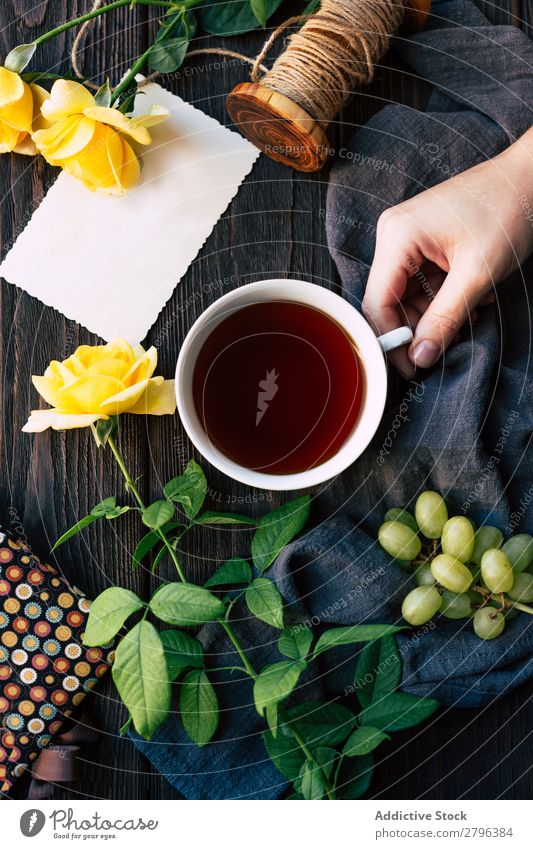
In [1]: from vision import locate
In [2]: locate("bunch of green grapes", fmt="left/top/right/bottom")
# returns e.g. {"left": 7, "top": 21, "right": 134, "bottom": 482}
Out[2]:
{"left": 378, "top": 492, "right": 533, "bottom": 640}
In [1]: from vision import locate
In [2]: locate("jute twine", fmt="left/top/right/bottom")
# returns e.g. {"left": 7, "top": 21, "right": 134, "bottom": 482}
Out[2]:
{"left": 71, "top": 0, "right": 405, "bottom": 124}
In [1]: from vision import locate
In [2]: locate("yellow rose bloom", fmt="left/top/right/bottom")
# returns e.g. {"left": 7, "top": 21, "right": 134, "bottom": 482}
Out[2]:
{"left": 32, "top": 80, "right": 169, "bottom": 195}
{"left": 0, "top": 67, "right": 48, "bottom": 155}
{"left": 22, "top": 339, "right": 176, "bottom": 432}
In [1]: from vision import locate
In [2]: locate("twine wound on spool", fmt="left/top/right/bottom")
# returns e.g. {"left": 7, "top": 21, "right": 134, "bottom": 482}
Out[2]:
{"left": 227, "top": 0, "right": 430, "bottom": 171}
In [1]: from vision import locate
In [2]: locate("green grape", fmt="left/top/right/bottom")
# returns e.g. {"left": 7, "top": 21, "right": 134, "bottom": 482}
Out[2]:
{"left": 415, "top": 491, "right": 448, "bottom": 539}
{"left": 430, "top": 554, "right": 473, "bottom": 593}
{"left": 378, "top": 521, "right": 421, "bottom": 562}
{"left": 507, "top": 572, "right": 533, "bottom": 603}
{"left": 441, "top": 517, "right": 475, "bottom": 563}
{"left": 501, "top": 534, "right": 533, "bottom": 573}
{"left": 384, "top": 508, "right": 418, "bottom": 533}
{"left": 473, "top": 607, "right": 505, "bottom": 640}
{"left": 415, "top": 563, "right": 436, "bottom": 586}
{"left": 439, "top": 591, "right": 472, "bottom": 620}
{"left": 480, "top": 548, "right": 513, "bottom": 593}
{"left": 402, "top": 586, "right": 442, "bottom": 626}
{"left": 471, "top": 526, "right": 504, "bottom": 565}
{"left": 395, "top": 559, "right": 416, "bottom": 573}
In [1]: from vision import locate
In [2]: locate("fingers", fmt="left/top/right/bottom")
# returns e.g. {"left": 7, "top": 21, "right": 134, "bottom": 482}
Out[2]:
{"left": 363, "top": 215, "right": 426, "bottom": 378}
{"left": 408, "top": 262, "right": 486, "bottom": 368}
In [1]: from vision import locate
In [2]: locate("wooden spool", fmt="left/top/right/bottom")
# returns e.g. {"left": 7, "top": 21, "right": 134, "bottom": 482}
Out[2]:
{"left": 226, "top": 0, "right": 431, "bottom": 172}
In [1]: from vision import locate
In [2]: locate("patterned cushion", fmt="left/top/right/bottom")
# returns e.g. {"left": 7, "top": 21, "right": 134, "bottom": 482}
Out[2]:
{"left": 0, "top": 526, "right": 110, "bottom": 793}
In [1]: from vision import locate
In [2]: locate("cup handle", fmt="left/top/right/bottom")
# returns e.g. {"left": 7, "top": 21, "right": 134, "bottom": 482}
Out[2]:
{"left": 377, "top": 326, "right": 413, "bottom": 353}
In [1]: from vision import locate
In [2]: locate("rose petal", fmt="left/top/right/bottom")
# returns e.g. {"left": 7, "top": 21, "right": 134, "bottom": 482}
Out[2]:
{"left": 41, "top": 80, "right": 95, "bottom": 121}
{"left": 33, "top": 115, "right": 96, "bottom": 161}
{"left": 0, "top": 68, "right": 25, "bottom": 111}
{"left": 128, "top": 379, "right": 176, "bottom": 416}
{"left": 58, "top": 373, "right": 125, "bottom": 414}
{"left": 122, "top": 346, "right": 158, "bottom": 386}
{"left": 83, "top": 106, "right": 152, "bottom": 145}
{"left": 98, "top": 378, "right": 151, "bottom": 415}
{"left": 22, "top": 410, "right": 106, "bottom": 432}
{"left": 32, "top": 375, "right": 63, "bottom": 408}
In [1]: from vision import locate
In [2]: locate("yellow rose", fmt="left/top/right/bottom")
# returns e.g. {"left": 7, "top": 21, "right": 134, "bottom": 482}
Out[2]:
{"left": 0, "top": 67, "right": 49, "bottom": 155}
{"left": 22, "top": 339, "right": 176, "bottom": 432}
{"left": 32, "top": 80, "right": 169, "bottom": 195}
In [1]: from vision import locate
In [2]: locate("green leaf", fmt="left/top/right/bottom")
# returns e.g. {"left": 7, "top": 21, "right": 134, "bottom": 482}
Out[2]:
{"left": 245, "top": 578, "right": 284, "bottom": 629}
{"left": 252, "top": 496, "right": 310, "bottom": 574}
{"left": 90, "top": 496, "right": 130, "bottom": 521}
{"left": 336, "top": 753, "right": 373, "bottom": 800}
{"left": 4, "top": 42, "right": 37, "bottom": 73}
{"left": 149, "top": 10, "right": 197, "bottom": 74}
{"left": 142, "top": 500, "right": 175, "bottom": 530}
{"left": 204, "top": 557, "right": 253, "bottom": 588}
{"left": 313, "top": 625, "right": 402, "bottom": 658}
{"left": 198, "top": 0, "right": 284, "bottom": 35}
{"left": 52, "top": 514, "right": 99, "bottom": 551}
{"left": 132, "top": 522, "right": 182, "bottom": 570}
{"left": 196, "top": 511, "right": 257, "bottom": 526}
{"left": 355, "top": 635, "right": 402, "bottom": 710}
{"left": 149, "top": 36, "right": 189, "bottom": 74}
{"left": 342, "top": 726, "right": 389, "bottom": 757}
{"left": 164, "top": 460, "right": 207, "bottom": 518}
{"left": 150, "top": 582, "right": 226, "bottom": 626}
{"left": 93, "top": 416, "right": 118, "bottom": 447}
{"left": 94, "top": 79, "right": 112, "bottom": 107}
{"left": 359, "top": 692, "right": 439, "bottom": 732}
{"left": 83, "top": 587, "right": 143, "bottom": 647}
{"left": 112, "top": 621, "right": 171, "bottom": 740}
{"left": 266, "top": 701, "right": 278, "bottom": 737}
{"left": 253, "top": 659, "right": 307, "bottom": 716}
{"left": 160, "top": 630, "right": 204, "bottom": 681}
{"left": 299, "top": 759, "right": 326, "bottom": 800}
{"left": 278, "top": 624, "right": 313, "bottom": 660}
{"left": 303, "top": 0, "right": 320, "bottom": 12}
{"left": 314, "top": 746, "right": 338, "bottom": 780}
{"left": 263, "top": 730, "right": 306, "bottom": 781}
{"left": 283, "top": 701, "right": 357, "bottom": 748}
{"left": 91, "top": 497, "right": 119, "bottom": 517}
{"left": 250, "top": 0, "right": 267, "bottom": 27}
{"left": 180, "top": 669, "right": 219, "bottom": 747}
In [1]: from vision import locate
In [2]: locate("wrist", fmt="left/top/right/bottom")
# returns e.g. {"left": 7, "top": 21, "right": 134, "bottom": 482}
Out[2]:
{"left": 500, "top": 126, "right": 533, "bottom": 203}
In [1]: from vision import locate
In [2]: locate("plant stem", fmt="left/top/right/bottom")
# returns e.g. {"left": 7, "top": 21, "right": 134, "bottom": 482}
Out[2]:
{"left": 217, "top": 618, "right": 257, "bottom": 679}
{"left": 33, "top": 0, "right": 174, "bottom": 49}
{"left": 471, "top": 585, "right": 533, "bottom": 616}
{"left": 278, "top": 707, "right": 336, "bottom": 800}
{"left": 107, "top": 433, "right": 186, "bottom": 581}
{"left": 111, "top": 44, "right": 154, "bottom": 103}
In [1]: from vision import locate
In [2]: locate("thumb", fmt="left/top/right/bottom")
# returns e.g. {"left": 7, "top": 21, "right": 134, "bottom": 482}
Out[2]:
{"left": 409, "top": 262, "right": 485, "bottom": 368}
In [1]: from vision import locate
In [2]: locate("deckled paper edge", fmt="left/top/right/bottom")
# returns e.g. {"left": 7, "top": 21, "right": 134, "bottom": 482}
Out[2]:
{"left": 0, "top": 87, "right": 260, "bottom": 342}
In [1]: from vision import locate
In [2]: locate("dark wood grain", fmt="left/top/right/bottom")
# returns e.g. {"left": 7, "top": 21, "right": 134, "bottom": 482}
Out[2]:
{"left": 1, "top": 0, "right": 532, "bottom": 801}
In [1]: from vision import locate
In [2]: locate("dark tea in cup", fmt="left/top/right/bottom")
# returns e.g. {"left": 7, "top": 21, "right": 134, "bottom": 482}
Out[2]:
{"left": 193, "top": 301, "right": 365, "bottom": 475}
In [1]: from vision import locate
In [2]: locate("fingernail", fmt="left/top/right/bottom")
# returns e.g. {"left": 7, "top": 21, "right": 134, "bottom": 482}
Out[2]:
{"left": 410, "top": 340, "right": 441, "bottom": 368}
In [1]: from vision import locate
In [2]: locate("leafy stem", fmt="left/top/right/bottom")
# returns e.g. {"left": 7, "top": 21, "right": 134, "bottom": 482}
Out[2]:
{"left": 107, "top": 433, "right": 186, "bottom": 581}
{"left": 32, "top": 0, "right": 175, "bottom": 50}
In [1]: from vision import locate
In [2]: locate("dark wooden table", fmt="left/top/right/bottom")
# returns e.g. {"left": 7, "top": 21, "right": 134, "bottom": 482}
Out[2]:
{"left": 1, "top": 1, "right": 532, "bottom": 800}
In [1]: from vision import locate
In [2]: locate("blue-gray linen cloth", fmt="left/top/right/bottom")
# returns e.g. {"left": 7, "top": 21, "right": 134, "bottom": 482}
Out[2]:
{"left": 133, "top": 0, "right": 533, "bottom": 797}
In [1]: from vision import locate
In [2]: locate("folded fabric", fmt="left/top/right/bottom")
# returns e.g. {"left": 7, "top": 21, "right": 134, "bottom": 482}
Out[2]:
{"left": 133, "top": 0, "right": 533, "bottom": 799}
{"left": 0, "top": 525, "right": 110, "bottom": 795}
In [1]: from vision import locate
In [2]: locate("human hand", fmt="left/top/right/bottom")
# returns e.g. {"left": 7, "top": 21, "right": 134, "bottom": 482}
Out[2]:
{"left": 362, "top": 128, "right": 533, "bottom": 378}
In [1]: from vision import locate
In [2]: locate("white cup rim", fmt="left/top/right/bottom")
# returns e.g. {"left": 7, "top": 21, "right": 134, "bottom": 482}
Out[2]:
{"left": 175, "top": 279, "right": 391, "bottom": 490}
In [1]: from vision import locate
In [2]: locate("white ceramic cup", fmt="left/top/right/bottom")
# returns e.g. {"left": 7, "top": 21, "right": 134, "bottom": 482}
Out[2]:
{"left": 175, "top": 279, "right": 412, "bottom": 490}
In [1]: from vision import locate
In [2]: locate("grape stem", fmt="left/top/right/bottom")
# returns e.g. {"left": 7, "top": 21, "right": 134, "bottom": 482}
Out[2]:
{"left": 471, "top": 585, "right": 533, "bottom": 616}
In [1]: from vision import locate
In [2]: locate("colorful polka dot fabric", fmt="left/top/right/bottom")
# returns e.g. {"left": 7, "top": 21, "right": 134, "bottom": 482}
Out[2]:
{"left": 0, "top": 526, "right": 112, "bottom": 794}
